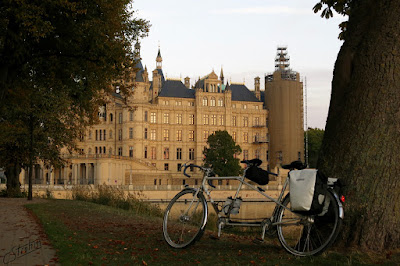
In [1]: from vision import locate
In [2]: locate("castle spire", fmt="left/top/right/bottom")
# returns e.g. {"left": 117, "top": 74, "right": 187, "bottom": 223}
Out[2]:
{"left": 220, "top": 66, "right": 224, "bottom": 84}
{"left": 134, "top": 41, "right": 141, "bottom": 60}
{"left": 156, "top": 47, "right": 162, "bottom": 69}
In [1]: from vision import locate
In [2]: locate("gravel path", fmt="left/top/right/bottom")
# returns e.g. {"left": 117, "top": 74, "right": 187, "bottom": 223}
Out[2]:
{"left": 0, "top": 198, "right": 59, "bottom": 266}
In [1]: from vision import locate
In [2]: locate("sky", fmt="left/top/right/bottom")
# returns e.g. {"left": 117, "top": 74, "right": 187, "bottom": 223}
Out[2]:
{"left": 132, "top": 0, "right": 346, "bottom": 129}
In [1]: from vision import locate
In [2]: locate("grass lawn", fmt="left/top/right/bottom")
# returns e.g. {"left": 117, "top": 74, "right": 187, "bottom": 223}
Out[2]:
{"left": 26, "top": 199, "right": 398, "bottom": 265}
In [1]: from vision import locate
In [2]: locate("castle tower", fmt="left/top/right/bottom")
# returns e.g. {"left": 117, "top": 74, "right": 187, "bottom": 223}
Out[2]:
{"left": 156, "top": 48, "right": 162, "bottom": 69}
{"left": 254, "top": 76, "right": 261, "bottom": 100}
{"left": 134, "top": 41, "right": 141, "bottom": 60}
{"left": 184, "top": 77, "right": 190, "bottom": 88}
{"left": 265, "top": 47, "right": 304, "bottom": 168}
{"left": 220, "top": 67, "right": 224, "bottom": 84}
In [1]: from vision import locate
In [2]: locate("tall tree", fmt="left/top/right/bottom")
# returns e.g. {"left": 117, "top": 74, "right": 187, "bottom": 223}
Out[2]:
{"left": 0, "top": 0, "right": 149, "bottom": 198}
{"left": 203, "top": 130, "right": 242, "bottom": 177}
{"left": 315, "top": 0, "right": 400, "bottom": 251}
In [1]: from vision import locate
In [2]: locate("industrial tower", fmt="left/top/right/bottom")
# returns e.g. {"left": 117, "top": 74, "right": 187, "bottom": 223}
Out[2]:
{"left": 265, "top": 47, "right": 304, "bottom": 168}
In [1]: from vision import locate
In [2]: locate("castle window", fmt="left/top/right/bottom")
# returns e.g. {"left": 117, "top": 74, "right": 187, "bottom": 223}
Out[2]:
{"left": 129, "top": 147, "right": 133, "bottom": 157}
{"left": 255, "top": 149, "right": 260, "bottom": 159}
{"left": 150, "top": 112, "right": 156, "bottom": 123}
{"left": 189, "top": 148, "right": 195, "bottom": 160}
{"left": 202, "top": 97, "right": 208, "bottom": 106}
{"left": 144, "top": 128, "right": 148, "bottom": 139}
{"left": 151, "top": 147, "right": 156, "bottom": 159}
{"left": 118, "top": 113, "right": 123, "bottom": 124}
{"left": 144, "top": 111, "right": 148, "bottom": 122}
{"left": 176, "top": 114, "right": 182, "bottom": 124}
{"left": 163, "top": 113, "right": 169, "bottom": 124}
{"left": 176, "top": 101, "right": 182, "bottom": 106}
{"left": 176, "top": 130, "right": 182, "bottom": 141}
{"left": 110, "top": 113, "right": 113, "bottom": 122}
{"left": 144, "top": 147, "right": 147, "bottom": 158}
{"left": 203, "top": 130, "right": 209, "bottom": 141}
{"left": 254, "top": 117, "right": 260, "bottom": 126}
{"left": 189, "top": 130, "right": 194, "bottom": 141}
{"left": 103, "top": 130, "right": 106, "bottom": 140}
{"left": 188, "top": 102, "right": 195, "bottom": 107}
{"left": 243, "top": 104, "right": 247, "bottom": 110}
{"left": 163, "top": 129, "right": 169, "bottom": 141}
{"left": 118, "top": 129, "right": 122, "bottom": 141}
{"left": 189, "top": 114, "right": 194, "bottom": 125}
{"left": 95, "top": 130, "right": 98, "bottom": 141}
{"left": 211, "top": 115, "right": 217, "bottom": 125}
{"left": 164, "top": 148, "right": 169, "bottom": 159}
{"left": 130, "top": 111, "right": 134, "bottom": 121}
{"left": 232, "top": 116, "right": 237, "bottom": 126}
{"left": 210, "top": 97, "right": 216, "bottom": 106}
{"left": 164, "top": 163, "right": 169, "bottom": 171}
{"left": 243, "top": 117, "right": 249, "bottom": 127}
{"left": 232, "top": 132, "right": 236, "bottom": 142}
{"left": 176, "top": 148, "right": 182, "bottom": 160}
{"left": 218, "top": 98, "right": 224, "bottom": 107}
{"left": 219, "top": 115, "right": 224, "bottom": 126}
{"left": 243, "top": 132, "right": 248, "bottom": 143}
{"left": 129, "top": 128, "right": 133, "bottom": 139}
{"left": 203, "top": 114, "right": 209, "bottom": 125}
{"left": 118, "top": 147, "right": 122, "bottom": 156}
{"left": 150, "top": 129, "right": 156, "bottom": 140}
{"left": 243, "top": 150, "right": 248, "bottom": 160}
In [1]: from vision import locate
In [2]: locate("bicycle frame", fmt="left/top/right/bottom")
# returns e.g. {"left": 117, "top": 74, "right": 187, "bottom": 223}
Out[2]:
{"left": 188, "top": 170, "right": 306, "bottom": 239}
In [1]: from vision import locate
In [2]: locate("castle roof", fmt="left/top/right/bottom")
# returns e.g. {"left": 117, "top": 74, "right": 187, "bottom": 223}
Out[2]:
{"left": 230, "top": 84, "right": 261, "bottom": 102}
{"left": 158, "top": 80, "right": 195, "bottom": 98}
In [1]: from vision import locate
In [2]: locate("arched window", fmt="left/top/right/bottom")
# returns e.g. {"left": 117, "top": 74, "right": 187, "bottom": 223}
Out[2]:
{"left": 218, "top": 98, "right": 224, "bottom": 107}
{"left": 210, "top": 97, "right": 216, "bottom": 106}
{"left": 202, "top": 97, "right": 208, "bottom": 106}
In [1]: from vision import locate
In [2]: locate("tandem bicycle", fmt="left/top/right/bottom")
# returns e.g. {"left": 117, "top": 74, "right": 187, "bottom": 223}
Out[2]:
{"left": 162, "top": 159, "right": 344, "bottom": 256}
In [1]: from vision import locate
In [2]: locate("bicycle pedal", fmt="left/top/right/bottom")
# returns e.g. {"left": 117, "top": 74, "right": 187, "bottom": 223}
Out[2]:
{"left": 253, "top": 237, "right": 264, "bottom": 244}
{"left": 209, "top": 234, "right": 220, "bottom": 240}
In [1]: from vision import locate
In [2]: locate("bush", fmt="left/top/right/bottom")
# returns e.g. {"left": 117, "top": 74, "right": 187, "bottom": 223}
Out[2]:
{"left": 72, "top": 185, "right": 162, "bottom": 218}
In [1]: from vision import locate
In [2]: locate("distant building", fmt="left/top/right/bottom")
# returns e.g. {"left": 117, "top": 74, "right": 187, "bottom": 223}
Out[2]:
{"left": 265, "top": 47, "right": 304, "bottom": 168}
{"left": 18, "top": 45, "right": 303, "bottom": 186}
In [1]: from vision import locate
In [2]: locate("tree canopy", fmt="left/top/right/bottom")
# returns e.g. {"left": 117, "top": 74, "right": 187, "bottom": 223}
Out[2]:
{"left": 203, "top": 131, "right": 242, "bottom": 177}
{"left": 0, "top": 0, "right": 150, "bottom": 197}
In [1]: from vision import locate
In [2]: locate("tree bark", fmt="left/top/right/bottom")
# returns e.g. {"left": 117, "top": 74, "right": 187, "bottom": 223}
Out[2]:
{"left": 318, "top": 0, "right": 400, "bottom": 251}
{"left": 5, "top": 163, "right": 21, "bottom": 196}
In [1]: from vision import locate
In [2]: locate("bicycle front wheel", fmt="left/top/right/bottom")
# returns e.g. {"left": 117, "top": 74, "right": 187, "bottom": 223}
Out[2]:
{"left": 163, "top": 188, "right": 208, "bottom": 248}
{"left": 276, "top": 190, "right": 342, "bottom": 256}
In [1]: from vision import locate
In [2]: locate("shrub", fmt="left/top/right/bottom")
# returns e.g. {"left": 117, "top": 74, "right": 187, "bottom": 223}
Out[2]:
{"left": 72, "top": 185, "right": 162, "bottom": 218}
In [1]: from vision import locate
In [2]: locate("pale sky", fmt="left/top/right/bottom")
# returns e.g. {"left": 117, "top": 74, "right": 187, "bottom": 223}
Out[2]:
{"left": 132, "top": 0, "right": 346, "bottom": 129}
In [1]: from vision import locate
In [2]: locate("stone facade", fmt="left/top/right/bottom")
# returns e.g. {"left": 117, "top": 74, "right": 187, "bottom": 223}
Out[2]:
{"left": 19, "top": 45, "right": 304, "bottom": 187}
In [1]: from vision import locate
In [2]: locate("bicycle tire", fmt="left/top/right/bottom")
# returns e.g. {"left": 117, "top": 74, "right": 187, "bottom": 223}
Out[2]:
{"left": 163, "top": 188, "right": 208, "bottom": 248}
{"left": 276, "top": 190, "right": 342, "bottom": 256}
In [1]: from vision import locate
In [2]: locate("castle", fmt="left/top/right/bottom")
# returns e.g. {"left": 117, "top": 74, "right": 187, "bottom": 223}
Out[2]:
{"left": 19, "top": 44, "right": 304, "bottom": 187}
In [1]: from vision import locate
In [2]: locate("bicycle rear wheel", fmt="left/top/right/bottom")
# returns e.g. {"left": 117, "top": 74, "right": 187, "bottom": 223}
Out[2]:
{"left": 163, "top": 188, "right": 208, "bottom": 248}
{"left": 276, "top": 190, "right": 342, "bottom": 256}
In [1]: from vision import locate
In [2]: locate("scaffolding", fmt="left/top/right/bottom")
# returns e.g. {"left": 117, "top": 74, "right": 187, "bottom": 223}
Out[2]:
{"left": 266, "top": 47, "right": 298, "bottom": 82}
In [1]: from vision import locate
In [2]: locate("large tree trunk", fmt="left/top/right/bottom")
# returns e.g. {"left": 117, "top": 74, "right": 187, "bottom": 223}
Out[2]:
{"left": 5, "top": 163, "right": 21, "bottom": 196}
{"left": 318, "top": 0, "right": 400, "bottom": 251}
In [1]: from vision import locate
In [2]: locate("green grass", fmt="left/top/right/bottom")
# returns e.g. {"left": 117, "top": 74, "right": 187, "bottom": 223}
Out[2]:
{"left": 26, "top": 200, "right": 399, "bottom": 265}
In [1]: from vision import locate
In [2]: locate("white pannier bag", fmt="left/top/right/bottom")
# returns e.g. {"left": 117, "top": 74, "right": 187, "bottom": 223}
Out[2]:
{"left": 289, "top": 169, "right": 326, "bottom": 213}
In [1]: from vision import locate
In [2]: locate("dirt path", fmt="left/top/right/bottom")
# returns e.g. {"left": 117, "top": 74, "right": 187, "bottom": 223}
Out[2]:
{"left": 0, "top": 198, "right": 58, "bottom": 266}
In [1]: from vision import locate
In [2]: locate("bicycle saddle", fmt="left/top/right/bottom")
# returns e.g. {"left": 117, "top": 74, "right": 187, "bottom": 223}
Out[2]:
{"left": 282, "top": 160, "right": 306, "bottom": 170}
{"left": 241, "top": 158, "right": 262, "bottom": 167}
